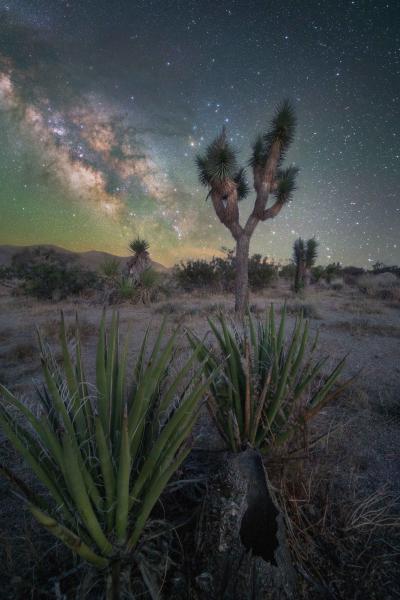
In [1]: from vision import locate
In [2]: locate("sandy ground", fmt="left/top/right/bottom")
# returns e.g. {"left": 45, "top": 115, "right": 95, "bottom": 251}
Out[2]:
{"left": 0, "top": 281, "right": 399, "bottom": 597}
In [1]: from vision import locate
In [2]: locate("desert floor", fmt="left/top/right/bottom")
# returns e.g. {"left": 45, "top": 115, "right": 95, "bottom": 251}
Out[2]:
{"left": 0, "top": 281, "right": 399, "bottom": 598}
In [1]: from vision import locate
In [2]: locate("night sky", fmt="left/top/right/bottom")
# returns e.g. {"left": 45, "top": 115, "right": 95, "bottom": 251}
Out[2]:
{"left": 0, "top": 1, "right": 399, "bottom": 267}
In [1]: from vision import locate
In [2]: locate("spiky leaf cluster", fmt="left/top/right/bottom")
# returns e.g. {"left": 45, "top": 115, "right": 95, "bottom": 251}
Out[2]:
{"left": 129, "top": 238, "right": 149, "bottom": 255}
{"left": 251, "top": 100, "right": 296, "bottom": 169}
{"left": 293, "top": 237, "right": 306, "bottom": 267}
{"left": 196, "top": 129, "right": 239, "bottom": 184}
{"left": 188, "top": 306, "right": 348, "bottom": 453}
{"left": 275, "top": 165, "right": 299, "bottom": 203}
{"left": 233, "top": 168, "right": 250, "bottom": 200}
{"left": 0, "top": 313, "right": 209, "bottom": 569}
{"left": 305, "top": 238, "right": 319, "bottom": 268}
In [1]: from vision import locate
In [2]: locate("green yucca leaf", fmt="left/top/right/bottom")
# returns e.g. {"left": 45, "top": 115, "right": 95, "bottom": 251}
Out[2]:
{"left": 62, "top": 434, "right": 112, "bottom": 556}
{"left": 29, "top": 504, "right": 109, "bottom": 568}
{"left": 115, "top": 411, "right": 130, "bottom": 543}
{"left": 95, "top": 417, "right": 115, "bottom": 531}
{"left": 0, "top": 406, "right": 73, "bottom": 521}
{"left": 74, "top": 315, "right": 93, "bottom": 434}
{"left": 96, "top": 311, "right": 108, "bottom": 434}
{"left": 127, "top": 445, "right": 190, "bottom": 551}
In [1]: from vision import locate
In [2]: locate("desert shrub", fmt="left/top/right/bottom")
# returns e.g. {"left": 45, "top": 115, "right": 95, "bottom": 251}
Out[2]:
{"left": 286, "top": 302, "right": 320, "bottom": 319}
{"left": 323, "top": 262, "right": 342, "bottom": 283}
{"left": 154, "top": 301, "right": 178, "bottom": 315}
{"left": 1, "top": 342, "right": 37, "bottom": 362}
{"left": 114, "top": 276, "right": 137, "bottom": 301}
{"left": 174, "top": 259, "right": 219, "bottom": 291}
{"left": 40, "top": 317, "right": 97, "bottom": 341}
{"left": 310, "top": 265, "right": 325, "bottom": 282}
{"left": 136, "top": 268, "right": 160, "bottom": 304}
{"left": 20, "top": 263, "right": 101, "bottom": 300}
{"left": 175, "top": 250, "right": 277, "bottom": 292}
{"left": 3, "top": 249, "right": 102, "bottom": 300}
{"left": 109, "top": 269, "right": 161, "bottom": 305}
{"left": 330, "top": 278, "right": 345, "bottom": 290}
{"left": 0, "top": 313, "right": 208, "bottom": 594}
{"left": 248, "top": 253, "right": 277, "bottom": 290}
{"left": 342, "top": 266, "right": 365, "bottom": 285}
{"left": 188, "top": 305, "right": 348, "bottom": 453}
{"left": 329, "top": 319, "right": 400, "bottom": 338}
{"left": 0, "top": 266, "right": 14, "bottom": 281}
{"left": 358, "top": 272, "right": 399, "bottom": 298}
{"left": 100, "top": 257, "right": 120, "bottom": 280}
{"left": 371, "top": 262, "right": 400, "bottom": 276}
{"left": 279, "top": 263, "right": 296, "bottom": 280}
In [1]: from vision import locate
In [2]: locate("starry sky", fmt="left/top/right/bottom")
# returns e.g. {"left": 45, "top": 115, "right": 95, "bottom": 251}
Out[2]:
{"left": 0, "top": 0, "right": 399, "bottom": 267}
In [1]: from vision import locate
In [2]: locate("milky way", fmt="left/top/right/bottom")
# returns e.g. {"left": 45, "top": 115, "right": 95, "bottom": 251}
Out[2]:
{"left": 0, "top": 1, "right": 399, "bottom": 267}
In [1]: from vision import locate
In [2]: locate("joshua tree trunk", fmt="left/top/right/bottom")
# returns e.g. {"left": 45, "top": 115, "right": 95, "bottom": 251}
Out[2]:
{"left": 235, "top": 234, "right": 250, "bottom": 314}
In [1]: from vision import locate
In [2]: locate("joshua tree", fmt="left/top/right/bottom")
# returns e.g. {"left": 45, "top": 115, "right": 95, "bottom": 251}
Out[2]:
{"left": 293, "top": 237, "right": 318, "bottom": 291}
{"left": 196, "top": 100, "right": 298, "bottom": 315}
{"left": 304, "top": 238, "right": 319, "bottom": 286}
{"left": 293, "top": 237, "right": 306, "bottom": 293}
{"left": 127, "top": 238, "right": 151, "bottom": 283}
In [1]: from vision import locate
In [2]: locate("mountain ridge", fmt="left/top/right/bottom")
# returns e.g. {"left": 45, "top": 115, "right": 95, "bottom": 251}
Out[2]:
{"left": 0, "top": 244, "right": 169, "bottom": 273}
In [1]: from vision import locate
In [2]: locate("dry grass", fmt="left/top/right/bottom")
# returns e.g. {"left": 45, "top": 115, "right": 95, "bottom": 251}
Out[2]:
{"left": 0, "top": 328, "right": 13, "bottom": 343}
{"left": 39, "top": 317, "right": 97, "bottom": 342}
{"left": 285, "top": 301, "right": 321, "bottom": 319}
{"left": 325, "top": 318, "right": 400, "bottom": 338}
{"left": 272, "top": 456, "right": 400, "bottom": 599}
{"left": 340, "top": 301, "right": 383, "bottom": 315}
{"left": 0, "top": 342, "right": 37, "bottom": 363}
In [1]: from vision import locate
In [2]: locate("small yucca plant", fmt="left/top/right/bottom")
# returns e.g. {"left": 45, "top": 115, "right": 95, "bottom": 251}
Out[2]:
{"left": 188, "top": 305, "right": 348, "bottom": 453}
{"left": 0, "top": 313, "right": 210, "bottom": 595}
{"left": 101, "top": 257, "right": 121, "bottom": 280}
{"left": 129, "top": 238, "right": 149, "bottom": 256}
{"left": 293, "top": 237, "right": 306, "bottom": 293}
{"left": 117, "top": 275, "right": 137, "bottom": 301}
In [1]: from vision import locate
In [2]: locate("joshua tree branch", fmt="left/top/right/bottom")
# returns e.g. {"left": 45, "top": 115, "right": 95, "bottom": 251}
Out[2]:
{"left": 211, "top": 190, "right": 243, "bottom": 240}
{"left": 260, "top": 198, "right": 286, "bottom": 220}
{"left": 252, "top": 140, "right": 282, "bottom": 215}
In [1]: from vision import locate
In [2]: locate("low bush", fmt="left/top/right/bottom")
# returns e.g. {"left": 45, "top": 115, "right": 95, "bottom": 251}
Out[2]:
{"left": 2, "top": 248, "right": 102, "bottom": 300}
{"left": 100, "top": 257, "right": 121, "bottom": 280}
{"left": 357, "top": 272, "right": 400, "bottom": 300}
{"left": 286, "top": 302, "right": 321, "bottom": 319}
{"left": 174, "top": 249, "right": 277, "bottom": 292}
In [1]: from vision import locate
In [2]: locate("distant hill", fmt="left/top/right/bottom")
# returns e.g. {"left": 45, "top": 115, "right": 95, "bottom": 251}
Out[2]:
{"left": 0, "top": 244, "right": 169, "bottom": 273}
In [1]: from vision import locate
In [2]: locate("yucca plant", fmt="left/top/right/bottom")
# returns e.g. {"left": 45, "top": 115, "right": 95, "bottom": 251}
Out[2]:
{"left": 129, "top": 238, "right": 150, "bottom": 256}
{"left": 116, "top": 275, "right": 137, "bottom": 301}
{"left": 101, "top": 257, "right": 121, "bottom": 281}
{"left": 305, "top": 238, "right": 319, "bottom": 287}
{"left": 0, "top": 313, "right": 210, "bottom": 597}
{"left": 188, "top": 305, "right": 348, "bottom": 453}
{"left": 293, "top": 237, "right": 306, "bottom": 293}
